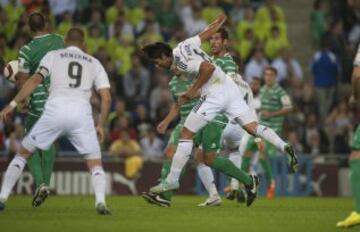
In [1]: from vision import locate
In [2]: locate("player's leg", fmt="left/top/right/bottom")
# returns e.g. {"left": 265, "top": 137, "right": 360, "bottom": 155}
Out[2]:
{"left": 259, "top": 141, "right": 275, "bottom": 199}
{"left": 0, "top": 146, "right": 32, "bottom": 210}
{"left": 85, "top": 157, "right": 110, "bottom": 215}
{"left": 337, "top": 125, "right": 360, "bottom": 228}
{"left": 240, "top": 120, "right": 298, "bottom": 172}
{"left": 195, "top": 143, "right": 221, "bottom": 207}
{"left": 241, "top": 137, "right": 257, "bottom": 172}
{"left": 68, "top": 127, "right": 110, "bottom": 215}
{"left": 200, "top": 121, "right": 258, "bottom": 207}
{"left": 31, "top": 146, "right": 57, "bottom": 207}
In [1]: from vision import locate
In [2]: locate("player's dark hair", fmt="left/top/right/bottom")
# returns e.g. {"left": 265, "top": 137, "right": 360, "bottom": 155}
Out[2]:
{"left": 264, "top": 66, "right": 278, "bottom": 76}
{"left": 217, "top": 28, "right": 229, "bottom": 40}
{"left": 28, "top": 12, "right": 46, "bottom": 33}
{"left": 66, "top": 27, "right": 85, "bottom": 43}
{"left": 141, "top": 42, "right": 172, "bottom": 59}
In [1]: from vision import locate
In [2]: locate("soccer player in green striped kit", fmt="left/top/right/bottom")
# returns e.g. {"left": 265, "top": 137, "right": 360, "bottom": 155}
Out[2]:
{"left": 336, "top": 45, "right": 360, "bottom": 228}
{"left": 16, "top": 12, "right": 63, "bottom": 207}
{"left": 242, "top": 66, "right": 292, "bottom": 199}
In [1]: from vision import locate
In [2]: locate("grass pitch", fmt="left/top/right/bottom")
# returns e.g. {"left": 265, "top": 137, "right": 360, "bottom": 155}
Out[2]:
{"left": 0, "top": 196, "right": 357, "bottom": 232}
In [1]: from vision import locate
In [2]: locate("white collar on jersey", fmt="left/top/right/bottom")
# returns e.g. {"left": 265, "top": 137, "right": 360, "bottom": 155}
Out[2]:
{"left": 33, "top": 33, "right": 50, "bottom": 39}
{"left": 66, "top": 46, "right": 83, "bottom": 52}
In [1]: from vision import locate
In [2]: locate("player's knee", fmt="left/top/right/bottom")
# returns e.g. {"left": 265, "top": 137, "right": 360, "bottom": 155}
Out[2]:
{"left": 242, "top": 121, "right": 258, "bottom": 136}
{"left": 350, "top": 150, "right": 360, "bottom": 160}
{"left": 19, "top": 146, "right": 32, "bottom": 159}
{"left": 180, "top": 127, "right": 194, "bottom": 140}
{"left": 164, "top": 146, "right": 175, "bottom": 160}
{"left": 203, "top": 152, "right": 216, "bottom": 166}
{"left": 86, "top": 158, "right": 103, "bottom": 170}
{"left": 195, "top": 150, "right": 205, "bottom": 164}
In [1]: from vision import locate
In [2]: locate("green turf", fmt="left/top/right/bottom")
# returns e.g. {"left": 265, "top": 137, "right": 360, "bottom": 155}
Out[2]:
{"left": 0, "top": 196, "right": 357, "bottom": 232}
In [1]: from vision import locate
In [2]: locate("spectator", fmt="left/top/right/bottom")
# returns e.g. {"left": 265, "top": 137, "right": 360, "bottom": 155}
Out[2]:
{"left": 288, "top": 131, "right": 304, "bottom": 154}
{"left": 135, "top": 6, "right": 160, "bottom": 36}
{"left": 56, "top": 11, "right": 73, "bottom": 36}
{"left": 86, "top": 8, "right": 107, "bottom": 38}
{"left": 272, "top": 48, "right": 303, "bottom": 86}
{"left": 132, "top": 103, "right": 152, "bottom": 137}
{"left": 201, "top": 0, "right": 224, "bottom": 24}
{"left": 255, "top": 0, "right": 285, "bottom": 41}
{"left": 310, "top": 36, "right": 339, "bottom": 124}
{"left": 105, "top": 0, "right": 130, "bottom": 25}
{"left": 244, "top": 47, "right": 269, "bottom": 83}
{"left": 235, "top": 28, "right": 256, "bottom": 62}
{"left": 109, "top": 131, "right": 143, "bottom": 179}
{"left": 4, "top": 119, "right": 23, "bottom": 157}
{"left": 150, "top": 71, "right": 170, "bottom": 120}
{"left": 140, "top": 127, "right": 164, "bottom": 161}
{"left": 109, "top": 115, "right": 138, "bottom": 144}
{"left": 326, "top": 100, "right": 353, "bottom": 154}
{"left": 302, "top": 113, "right": 328, "bottom": 155}
{"left": 230, "top": 0, "right": 246, "bottom": 25}
{"left": 310, "top": 0, "right": 328, "bottom": 48}
{"left": 184, "top": 5, "right": 207, "bottom": 37}
{"left": 85, "top": 24, "right": 106, "bottom": 55}
{"left": 235, "top": 6, "right": 255, "bottom": 40}
{"left": 122, "top": 55, "right": 150, "bottom": 107}
{"left": 156, "top": 0, "right": 179, "bottom": 40}
{"left": 108, "top": 11, "right": 134, "bottom": 39}
{"left": 108, "top": 99, "right": 132, "bottom": 130}
{"left": 264, "top": 25, "right": 288, "bottom": 60}
{"left": 49, "top": 0, "right": 76, "bottom": 23}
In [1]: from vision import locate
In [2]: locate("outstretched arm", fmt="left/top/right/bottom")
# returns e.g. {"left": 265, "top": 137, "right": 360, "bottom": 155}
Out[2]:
{"left": 157, "top": 103, "right": 179, "bottom": 134}
{"left": 198, "top": 13, "right": 227, "bottom": 42}
{"left": 96, "top": 88, "right": 112, "bottom": 143}
{"left": 0, "top": 73, "right": 42, "bottom": 120}
{"left": 179, "top": 62, "right": 215, "bottom": 105}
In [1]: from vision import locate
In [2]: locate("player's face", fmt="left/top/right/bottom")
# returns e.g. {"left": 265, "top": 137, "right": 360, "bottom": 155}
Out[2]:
{"left": 152, "top": 54, "right": 172, "bottom": 69}
{"left": 210, "top": 33, "right": 225, "bottom": 55}
{"left": 264, "top": 70, "right": 276, "bottom": 86}
{"left": 250, "top": 79, "right": 261, "bottom": 94}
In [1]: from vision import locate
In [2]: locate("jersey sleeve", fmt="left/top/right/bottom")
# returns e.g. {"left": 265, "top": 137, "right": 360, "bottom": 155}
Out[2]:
{"left": 183, "top": 35, "right": 202, "bottom": 48}
{"left": 36, "top": 52, "right": 54, "bottom": 79}
{"left": 94, "top": 61, "right": 111, "bottom": 90}
{"left": 18, "top": 46, "right": 31, "bottom": 74}
{"left": 279, "top": 89, "right": 292, "bottom": 109}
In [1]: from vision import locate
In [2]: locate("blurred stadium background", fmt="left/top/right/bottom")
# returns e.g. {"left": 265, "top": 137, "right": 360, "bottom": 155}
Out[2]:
{"left": 0, "top": 0, "right": 359, "bottom": 200}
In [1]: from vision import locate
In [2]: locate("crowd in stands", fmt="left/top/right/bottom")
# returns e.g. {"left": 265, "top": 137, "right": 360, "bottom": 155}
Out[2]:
{"left": 0, "top": 0, "right": 359, "bottom": 174}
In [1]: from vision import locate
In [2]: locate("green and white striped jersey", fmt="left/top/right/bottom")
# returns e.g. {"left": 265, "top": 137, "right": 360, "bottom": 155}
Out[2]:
{"left": 18, "top": 33, "right": 64, "bottom": 117}
{"left": 260, "top": 84, "right": 291, "bottom": 133}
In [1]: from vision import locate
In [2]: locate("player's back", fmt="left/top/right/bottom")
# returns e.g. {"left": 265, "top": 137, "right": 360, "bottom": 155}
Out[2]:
{"left": 20, "top": 33, "right": 64, "bottom": 74}
{"left": 40, "top": 46, "right": 109, "bottom": 103}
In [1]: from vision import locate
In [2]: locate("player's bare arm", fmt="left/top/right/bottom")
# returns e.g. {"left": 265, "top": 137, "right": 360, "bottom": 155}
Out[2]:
{"left": 262, "top": 107, "right": 293, "bottom": 119}
{"left": 179, "top": 62, "right": 215, "bottom": 105}
{"left": 198, "top": 13, "right": 227, "bottom": 42}
{"left": 0, "top": 73, "right": 43, "bottom": 121}
{"left": 157, "top": 103, "right": 180, "bottom": 134}
{"left": 97, "top": 88, "right": 111, "bottom": 143}
{"left": 351, "top": 66, "right": 360, "bottom": 102}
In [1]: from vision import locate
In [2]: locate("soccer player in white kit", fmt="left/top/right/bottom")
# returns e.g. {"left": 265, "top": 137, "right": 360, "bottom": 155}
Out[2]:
{"left": 142, "top": 14, "right": 298, "bottom": 206}
{"left": 0, "top": 28, "right": 111, "bottom": 215}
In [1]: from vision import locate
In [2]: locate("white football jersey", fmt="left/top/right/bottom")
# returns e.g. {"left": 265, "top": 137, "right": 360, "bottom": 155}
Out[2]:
{"left": 230, "top": 73, "right": 257, "bottom": 113}
{"left": 37, "top": 46, "right": 110, "bottom": 101}
{"left": 172, "top": 36, "right": 229, "bottom": 95}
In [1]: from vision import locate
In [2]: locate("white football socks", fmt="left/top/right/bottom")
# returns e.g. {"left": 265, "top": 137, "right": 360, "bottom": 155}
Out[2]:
{"left": 166, "top": 139, "right": 193, "bottom": 184}
{"left": 0, "top": 155, "right": 26, "bottom": 200}
{"left": 90, "top": 166, "right": 106, "bottom": 205}
{"left": 197, "top": 163, "right": 218, "bottom": 197}
{"left": 256, "top": 125, "right": 287, "bottom": 152}
{"left": 228, "top": 150, "right": 241, "bottom": 191}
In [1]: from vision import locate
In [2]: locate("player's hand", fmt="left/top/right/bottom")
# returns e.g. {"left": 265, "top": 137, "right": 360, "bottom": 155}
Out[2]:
{"left": 255, "top": 138, "right": 265, "bottom": 153}
{"left": 261, "top": 111, "right": 273, "bottom": 119}
{"left": 217, "top": 12, "right": 227, "bottom": 24}
{"left": 349, "top": 95, "right": 358, "bottom": 108}
{"left": 17, "top": 100, "right": 28, "bottom": 113}
{"left": 0, "top": 105, "right": 15, "bottom": 121}
{"left": 157, "top": 120, "right": 169, "bottom": 134}
{"left": 96, "top": 126, "right": 105, "bottom": 144}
